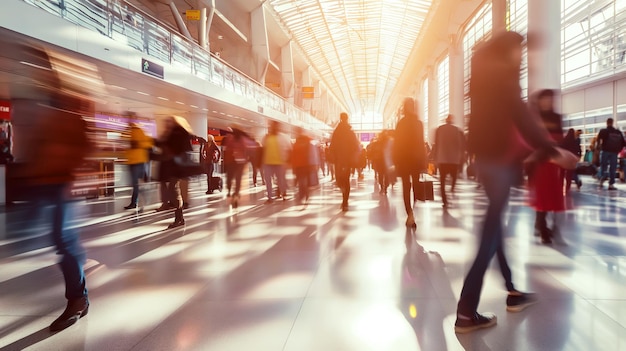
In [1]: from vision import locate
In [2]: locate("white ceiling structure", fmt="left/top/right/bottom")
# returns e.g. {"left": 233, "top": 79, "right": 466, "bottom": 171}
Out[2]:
{"left": 266, "top": 0, "right": 434, "bottom": 117}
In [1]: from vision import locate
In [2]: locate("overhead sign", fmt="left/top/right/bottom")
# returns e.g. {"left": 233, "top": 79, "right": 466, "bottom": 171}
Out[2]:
{"left": 141, "top": 58, "right": 164, "bottom": 79}
{"left": 0, "top": 101, "right": 10, "bottom": 120}
{"left": 302, "top": 86, "right": 314, "bottom": 99}
{"left": 186, "top": 10, "right": 201, "bottom": 20}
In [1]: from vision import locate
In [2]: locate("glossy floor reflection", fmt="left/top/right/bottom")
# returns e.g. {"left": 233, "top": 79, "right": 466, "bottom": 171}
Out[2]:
{"left": 2, "top": 172, "right": 626, "bottom": 350}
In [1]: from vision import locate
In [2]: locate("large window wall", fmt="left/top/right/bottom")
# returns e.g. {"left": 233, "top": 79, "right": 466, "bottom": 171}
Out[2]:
{"left": 463, "top": 2, "right": 493, "bottom": 118}
{"left": 561, "top": 0, "right": 626, "bottom": 87}
{"left": 437, "top": 55, "right": 450, "bottom": 125}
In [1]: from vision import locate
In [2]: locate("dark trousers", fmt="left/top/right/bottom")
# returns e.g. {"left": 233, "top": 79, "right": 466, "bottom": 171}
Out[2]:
{"left": 205, "top": 163, "right": 214, "bottom": 191}
{"left": 226, "top": 163, "right": 245, "bottom": 196}
{"left": 438, "top": 163, "right": 458, "bottom": 206}
{"left": 335, "top": 164, "right": 351, "bottom": 205}
{"left": 400, "top": 170, "right": 420, "bottom": 216}
{"left": 34, "top": 184, "right": 87, "bottom": 300}
{"left": 294, "top": 166, "right": 311, "bottom": 202}
{"left": 457, "top": 162, "right": 516, "bottom": 317}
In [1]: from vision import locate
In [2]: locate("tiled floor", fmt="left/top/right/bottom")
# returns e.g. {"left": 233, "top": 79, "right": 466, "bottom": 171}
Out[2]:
{"left": 2, "top": 172, "right": 626, "bottom": 350}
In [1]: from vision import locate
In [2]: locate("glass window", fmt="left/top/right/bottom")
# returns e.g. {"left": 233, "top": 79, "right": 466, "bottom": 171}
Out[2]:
{"left": 463, "top": 3, "right": 493, "bottom": 117}
{"left": 423, "top": 78, "right": 429, "bottom": 141}
{"left": 437, "top": 56, "right": 450, "bottom": 126}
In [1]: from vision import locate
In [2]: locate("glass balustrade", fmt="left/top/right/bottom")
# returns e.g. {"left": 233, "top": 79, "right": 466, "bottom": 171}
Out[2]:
{"left": 20, "top": 0, "right": 328, "bottom": 132}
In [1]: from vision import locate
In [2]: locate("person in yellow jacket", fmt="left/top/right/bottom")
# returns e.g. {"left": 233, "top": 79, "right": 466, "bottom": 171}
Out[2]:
{"left": 124, "top": 123, "right": 154, "bottom": 209}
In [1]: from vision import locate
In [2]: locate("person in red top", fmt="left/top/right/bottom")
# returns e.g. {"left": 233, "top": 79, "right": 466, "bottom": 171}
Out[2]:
{"left": 528, "top": 89, "right": 566, "bottom": 244}
{"left": 292, "top": 127, "right": 313, "bottom": 206}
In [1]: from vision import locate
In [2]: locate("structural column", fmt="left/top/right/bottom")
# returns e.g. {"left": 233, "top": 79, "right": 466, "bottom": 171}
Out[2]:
{"left": 186, "top": 113, "right": 208, "bottom": 139}
{"left": 427, "top": 68, "right": 439, "bottom": 143}
{"left": 492, "top": 0, "right": 507, "bottom": 35}
{"left": 251, "top": 6, "right": 269, "bottom": 83}
{"left": 449, "top": 36, "right": 465, "bottom": 129}
{"left": 527, "top": 0, "right": 561, "bottom": 96}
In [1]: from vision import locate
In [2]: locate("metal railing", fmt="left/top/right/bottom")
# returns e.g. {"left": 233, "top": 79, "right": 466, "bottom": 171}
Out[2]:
{"left": 21, "top": 0, "right": 329, "bottom": 132}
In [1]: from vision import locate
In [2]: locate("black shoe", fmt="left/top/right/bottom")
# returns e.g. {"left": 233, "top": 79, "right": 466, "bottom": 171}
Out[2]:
{"left": 206, "top": 190, "right": 214, "bottom": 195}
{"left": 124, "top": 204, "right": 137, "bottom": 210}
{"left": 609, "top": 185, "right": 618, "bottom": 191}
{"left": 50, "top": 297, "right": 89, "bottom": 332}
{"left": 454, "top": 312, "right": 497, "bottom": 334}
{"left": 168, "top": 219, "right": 185, "bottom": 229}
{"left": 506, "top": 291, "right": 538, "bottom": 312}
{"left": 156, "top": 204, "right": 173, "bottom": 212}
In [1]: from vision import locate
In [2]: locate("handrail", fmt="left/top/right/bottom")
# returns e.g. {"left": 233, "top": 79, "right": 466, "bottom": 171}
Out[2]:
{"left": 20, "top": 0, "right": 330, "bottom": 131}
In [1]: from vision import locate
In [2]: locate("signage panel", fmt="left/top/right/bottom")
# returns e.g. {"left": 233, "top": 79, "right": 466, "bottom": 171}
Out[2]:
{"left": 141, "top": 58, "right": 164, "bottom": 79}
{"left": 0, "top": 101, "right": 10, "bottom": 120}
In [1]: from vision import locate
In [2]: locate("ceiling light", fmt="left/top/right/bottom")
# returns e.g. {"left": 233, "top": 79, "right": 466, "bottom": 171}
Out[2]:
{"left": 176, "top": 101, "right": 185, "bottom": 105}
{"left": 190, "top": 105, "right": 198, "bottom": 108}
{"left": 136, "top": 91, "right": 149, "bottom": 96}
{"left": 157, "top": 96, "right": 169, "bottom": 100}
{"left": 19, "top": 61, "right": 51, "bottom": 71}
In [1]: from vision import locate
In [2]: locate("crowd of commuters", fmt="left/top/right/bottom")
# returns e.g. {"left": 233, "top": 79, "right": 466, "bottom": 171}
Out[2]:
{"left": 17, "top": 30, "right": 626, "bottom": 337}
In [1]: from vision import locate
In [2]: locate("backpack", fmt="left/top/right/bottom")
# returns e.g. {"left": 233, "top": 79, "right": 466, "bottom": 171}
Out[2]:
{"left": 605, "top": 130, "right": 624, "bottom": 152}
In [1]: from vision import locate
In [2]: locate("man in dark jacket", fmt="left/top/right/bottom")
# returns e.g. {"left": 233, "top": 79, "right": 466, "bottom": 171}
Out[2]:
{"left": 456, "top": 31, "right": 559, "bottom": 334}
{"left": 330, "top": 112, "right": 360, "bottom": 212}
{"left": 596, "top": 118, "right": 625, "bottom": 190}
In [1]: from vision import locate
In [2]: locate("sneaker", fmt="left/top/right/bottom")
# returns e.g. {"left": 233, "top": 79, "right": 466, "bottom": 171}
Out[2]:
{"left": 454, "top": 312, "right": 497, "bottom": 334}
{"left": 124, "top": 204, "right": 137, "bottom": 210}
{"left": 506, "top": 291, "right": 538, "bottom": 312}
{"left": 609, "top": 185, "right": 617, "bottom": 191}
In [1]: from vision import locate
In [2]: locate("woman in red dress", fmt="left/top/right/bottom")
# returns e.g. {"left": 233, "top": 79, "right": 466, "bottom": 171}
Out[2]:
{"left": 529, "top": 89, "right": 565, "bottom": 244}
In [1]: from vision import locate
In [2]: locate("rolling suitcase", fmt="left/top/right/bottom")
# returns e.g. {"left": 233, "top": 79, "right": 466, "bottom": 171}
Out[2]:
{"left": 414, "top": 174, "right": 434, "bottom": 201}
{"left": 209, "top": 176, "right": 223, "bottom": 192}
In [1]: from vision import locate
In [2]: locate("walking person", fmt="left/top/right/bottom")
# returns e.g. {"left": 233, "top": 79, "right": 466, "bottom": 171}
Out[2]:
{"left": 157, "top": 116, "right": 194, "bottom": 228}
{"left": 528, "top": 89, "right": 567, "bottom": 244}
{"left": 433, "top": 114, "right": 465, "bottom": 208}
{"left": 222, "top": 126, "right": 253, "bottom": 208}
{"left": 124, "top": 122, "right": 153, "bottom": 210}
{"left": 562, "top": 129, "right": 583, "bottom": 193}
{"left": 262, "top": 120, "right": 292, "bottom": 203}
{"left": 456, "top": 32, "right": 561, "bottom": 334}
{"left": 596, "top": 118, "right": 626, "bottom": 190}
{"left": 330, "top": 112, "right": 360, "bottom": 212}
{"left": 292, "top": 127, "right": 313, "bottom": 206}
{"left": 201, "top": 135, "right": 221, "bottom": 194}
{"left": 250, "top": 140, "right": 264, "bottom": 187}
{"left": 392, "top": 97, "right": 427, "bottom": 227}
{"left": 16, "top": 95, "right": 93, "bottom": 332}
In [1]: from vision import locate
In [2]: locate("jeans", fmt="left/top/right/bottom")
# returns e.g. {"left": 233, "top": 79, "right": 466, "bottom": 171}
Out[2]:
{"left": 206, "top": 162, "right": 214, "bottom": 191}
{"left": 457, "top": 162, "right": 516, "bottom": 317}
{"left": 599, "top": 151, "right": 618, "bottom": 185}
{"left": 264, "top": 164, "right": 287, "bottom": 199}
{"left": 128, "top": 163, "right": 145, "bottom": 205}
{"left": 35, "top": 184, "right": 87, "bottom": 300}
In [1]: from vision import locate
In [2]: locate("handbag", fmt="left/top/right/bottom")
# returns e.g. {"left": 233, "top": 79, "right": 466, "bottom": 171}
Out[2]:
{"left": 414, "top": 174, "right": 434, "bottom": 201}
{"left": 173, "top": 152, "right": 204, "bottom": 177}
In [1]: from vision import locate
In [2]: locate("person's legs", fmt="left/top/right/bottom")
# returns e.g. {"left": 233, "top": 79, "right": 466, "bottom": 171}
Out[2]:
{"left": 439, "top": 164, "right": 451, "bottom": 207}
{"left": 609, "top": 152, "right": 618, "bottom": 186}
{"left": 336, "top": 164, "right": 350, "bottom": 209}
{"left": 233, "top": 163, "right": 244, "bottom": 196}
{"left": 401, "top": 174, "right": 412, "bottom": 216}
{"left": 277, "top": 165, "right": 288, "bottom": 198}
{"left": 128, "top": 163, "right": 143, "bottom": 207}
{"left": 599, "top": 151, "right": 608, "bottom": 182}
{"left": 451, "top": 164, "right": 459, "bottom": 192}
{"left": 169, "top": 178, "right": 185, "bottom": 228}
{"left": 180, "top": 178, "right": 189, "bottom": 206}
{"left": 252, "top": 164, "right": 258, "bottom": 186}
{"left": 264, "top": 165, "right": 275, "bottom": 200}
{"left": 225, "top": 163, "right": 234, "bottom": 196}
{"left": 45, "top": 184, "right": 89, "bottom": 332}
{"left": 457, "top": 163, "right": 513, "bottom": 319}
{"left": 206, "top": 163, "right": 214, "bottom": 193}
{"left": 496, "top": 244, "right": 515, "bottom": 292}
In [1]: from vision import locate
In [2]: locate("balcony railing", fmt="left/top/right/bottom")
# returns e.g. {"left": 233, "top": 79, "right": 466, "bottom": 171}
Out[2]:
{"left": 21, "top": 0, "right": 329, "bottom": 132}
